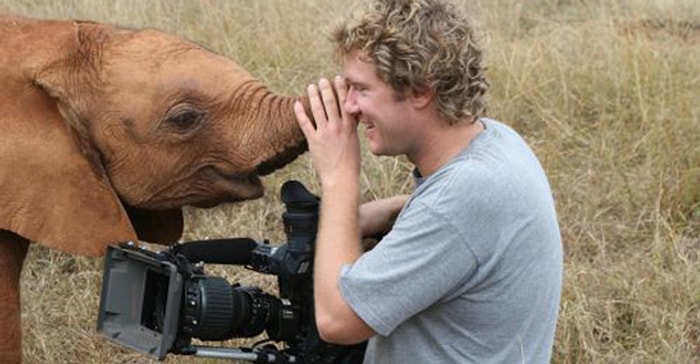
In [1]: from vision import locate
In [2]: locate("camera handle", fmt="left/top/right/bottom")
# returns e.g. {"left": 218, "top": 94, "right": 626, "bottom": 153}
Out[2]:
{"left": 180, "top": 344, "right": 299, "bottom": 363}
{"left": 171, "top": 237, "right": 259, "bottom": 266}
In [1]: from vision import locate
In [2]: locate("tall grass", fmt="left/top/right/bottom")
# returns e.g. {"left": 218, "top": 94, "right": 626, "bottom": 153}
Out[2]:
{"left": 1, "top": 0, "right": 698, "bottom": 363}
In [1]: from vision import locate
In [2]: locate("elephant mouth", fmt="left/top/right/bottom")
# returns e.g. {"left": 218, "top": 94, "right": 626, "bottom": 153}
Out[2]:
{"left": 192, "top": 167, "right": 264, "bottom": 208}
{"left": 255, "top": 142, "right": 308, "bottom": 176}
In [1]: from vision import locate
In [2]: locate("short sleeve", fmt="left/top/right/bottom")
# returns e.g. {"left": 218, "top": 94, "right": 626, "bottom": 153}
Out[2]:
{"left": 339, "top": 202, "right": 478, "bottom": 336}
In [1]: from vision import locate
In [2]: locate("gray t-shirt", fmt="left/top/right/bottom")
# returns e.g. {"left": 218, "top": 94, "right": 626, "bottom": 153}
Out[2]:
{"left": 339, "top": 118, "right": 563, "bottom": 363}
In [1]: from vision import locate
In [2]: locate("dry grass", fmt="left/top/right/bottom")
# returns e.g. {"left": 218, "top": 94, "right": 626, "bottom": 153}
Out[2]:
{"left": 1, "top": 0, "right": 698, "bottom": 363}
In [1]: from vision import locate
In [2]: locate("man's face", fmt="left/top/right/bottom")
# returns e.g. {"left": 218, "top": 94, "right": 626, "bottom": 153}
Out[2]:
{"left": 342, "top": 50, "right": 418, "bottom": 157}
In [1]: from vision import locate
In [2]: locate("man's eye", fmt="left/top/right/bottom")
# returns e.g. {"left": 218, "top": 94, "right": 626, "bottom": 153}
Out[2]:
{"left": 167, "top": 110, "right": 202, "bottom": 130}
{"left": 351, "top": 85, "right": 367, "bottom": 94}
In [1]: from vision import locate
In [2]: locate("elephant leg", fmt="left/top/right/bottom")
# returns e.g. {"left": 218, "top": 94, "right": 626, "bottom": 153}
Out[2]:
{"left": 0, "top": 230, "right": 30, "bottom": 364}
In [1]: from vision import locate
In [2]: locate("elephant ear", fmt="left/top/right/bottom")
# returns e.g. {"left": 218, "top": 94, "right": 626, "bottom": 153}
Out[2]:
{"left": 0, "top": 20, "right": 182, "bottom": 256}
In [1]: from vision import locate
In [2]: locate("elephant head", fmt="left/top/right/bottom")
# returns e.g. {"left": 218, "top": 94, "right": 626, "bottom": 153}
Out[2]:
{"left": 0, "top": 14, "right": 309, "bottom": 255}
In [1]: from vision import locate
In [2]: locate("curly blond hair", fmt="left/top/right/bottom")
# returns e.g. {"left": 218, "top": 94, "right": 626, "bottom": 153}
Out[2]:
{"left": 333, "top": 0, "right": 489, "bottom": 124}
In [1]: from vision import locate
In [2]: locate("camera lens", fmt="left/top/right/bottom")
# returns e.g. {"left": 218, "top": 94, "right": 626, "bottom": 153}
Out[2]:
{"left": 180, "top": 276, "right": 241, "bottom": 340}
{"left": 180, "top": 276, "right": 281, "bottom": 341}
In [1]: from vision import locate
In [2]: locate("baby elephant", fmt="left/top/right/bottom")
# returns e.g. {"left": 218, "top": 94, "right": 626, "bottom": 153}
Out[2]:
{"left": 0, "top": 13, "right": 310, "bottom": 363}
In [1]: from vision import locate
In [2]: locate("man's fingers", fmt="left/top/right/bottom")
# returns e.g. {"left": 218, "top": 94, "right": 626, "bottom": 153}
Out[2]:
{"left": 307, "top": 83, "right": 328, "bottom": 128}
{"left": 334, "top": 76, "right": 351, "bottom": 123}
{"left": 319, "top": 78, "right": 340, "bottom": 123}
{"left": 294, "top": 101, "right": 315, "bottom": 137}
{"left": 300, "top": 77, "right": 351, "bottom": 136}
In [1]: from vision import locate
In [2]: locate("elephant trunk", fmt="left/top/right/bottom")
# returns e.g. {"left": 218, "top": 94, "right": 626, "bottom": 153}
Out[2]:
{"left": 230, "top": 82, "right": 311, "bottom": 176}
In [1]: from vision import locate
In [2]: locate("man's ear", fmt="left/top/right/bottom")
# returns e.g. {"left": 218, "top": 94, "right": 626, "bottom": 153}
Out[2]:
{"left": 410, "top": 87, "right": 435, "bottom": 110}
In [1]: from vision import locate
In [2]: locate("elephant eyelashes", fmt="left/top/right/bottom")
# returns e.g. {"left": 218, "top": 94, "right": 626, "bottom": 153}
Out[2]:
{"left": 166, "top": 110, "right": 203, "bottom": 131}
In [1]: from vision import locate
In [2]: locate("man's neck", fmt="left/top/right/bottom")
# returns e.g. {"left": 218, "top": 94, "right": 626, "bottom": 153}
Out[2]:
{"left": 410, "top": 118, "right": 484, "bottom": 177}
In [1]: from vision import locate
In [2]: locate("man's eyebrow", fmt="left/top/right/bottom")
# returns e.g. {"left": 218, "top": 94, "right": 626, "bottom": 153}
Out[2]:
{"left": 345, "top": 78, "right": 369, "bottom": 88}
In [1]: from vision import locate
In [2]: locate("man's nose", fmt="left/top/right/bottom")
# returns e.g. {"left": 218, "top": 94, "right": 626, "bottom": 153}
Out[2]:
{"left": 344, "top": 88, "right": 359, "bottom": 114}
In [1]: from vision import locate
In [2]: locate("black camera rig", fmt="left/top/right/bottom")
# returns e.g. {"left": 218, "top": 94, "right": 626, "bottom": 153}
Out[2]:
{"left": 96, "top": 180, "right": 367, "bottom": 363}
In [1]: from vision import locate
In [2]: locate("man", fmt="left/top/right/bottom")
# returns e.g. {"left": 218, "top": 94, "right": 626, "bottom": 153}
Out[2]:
{"left": 293, "top": 0, "right": 563, "bottom": 362}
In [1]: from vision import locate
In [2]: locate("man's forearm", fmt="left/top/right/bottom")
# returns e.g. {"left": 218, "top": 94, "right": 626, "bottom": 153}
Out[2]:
{"left": 313, "top": 179, "right": 374, "bottom": 343}
{"left": 359, "top": 195, "right": 409, "bottom": 238}
{"left": 314, "top": 179, "right": 361, "bottom": 315}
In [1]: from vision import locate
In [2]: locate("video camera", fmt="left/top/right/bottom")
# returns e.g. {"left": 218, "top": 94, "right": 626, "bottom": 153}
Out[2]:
{"left": 96, "top": 180, "right": 367, "bottom": 363}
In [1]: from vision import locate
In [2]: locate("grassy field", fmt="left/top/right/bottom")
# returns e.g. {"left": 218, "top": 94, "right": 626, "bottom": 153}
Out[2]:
{"left": 1, "top": 0, "right": 698, "bottom": 363}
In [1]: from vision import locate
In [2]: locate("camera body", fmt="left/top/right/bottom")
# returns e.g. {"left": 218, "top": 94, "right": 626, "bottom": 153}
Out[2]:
{"left": 97, "top": 180, "right": 366, "bottom": 363}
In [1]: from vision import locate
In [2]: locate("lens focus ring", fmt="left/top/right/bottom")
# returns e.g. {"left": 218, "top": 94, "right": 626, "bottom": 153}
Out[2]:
{"left": 183, "top": 276, "right": 236, "bottom": 340}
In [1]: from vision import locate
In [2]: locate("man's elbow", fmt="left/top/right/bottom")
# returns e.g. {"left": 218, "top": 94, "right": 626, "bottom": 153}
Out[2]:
{"left": 315, "top": 310, "right": 373, "bottom": 345}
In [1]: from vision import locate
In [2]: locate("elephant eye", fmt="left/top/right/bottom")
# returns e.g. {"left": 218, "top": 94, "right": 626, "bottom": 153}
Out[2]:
{"left": 167, "top": 110, "right": 203, "bottom": 130}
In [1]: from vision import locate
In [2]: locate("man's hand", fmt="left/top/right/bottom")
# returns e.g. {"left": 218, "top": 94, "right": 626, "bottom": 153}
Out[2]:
{"left": 294, "top": 77, "right": 360, "bottom": 188}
